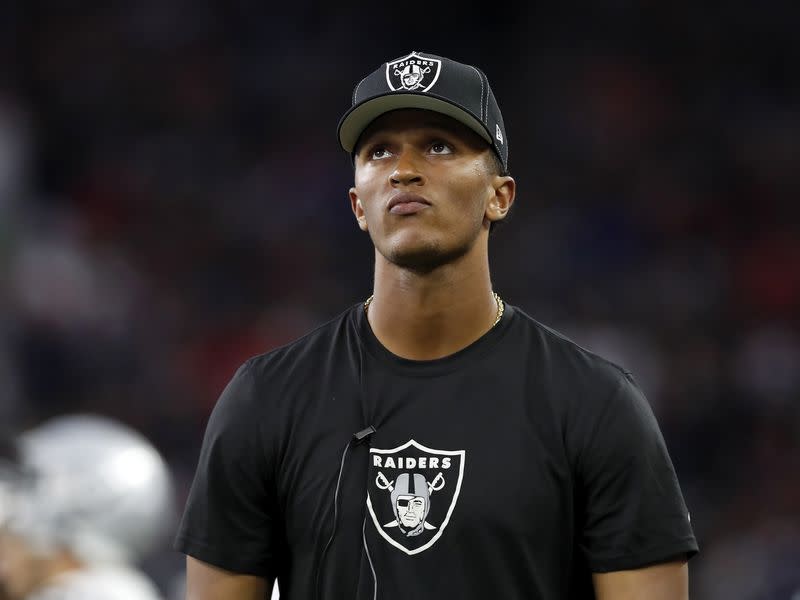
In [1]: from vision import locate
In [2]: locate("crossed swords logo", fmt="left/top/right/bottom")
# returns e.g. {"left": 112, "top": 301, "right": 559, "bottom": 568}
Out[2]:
{"left": 375, "top": 471, "right": 445, "bottom": 530}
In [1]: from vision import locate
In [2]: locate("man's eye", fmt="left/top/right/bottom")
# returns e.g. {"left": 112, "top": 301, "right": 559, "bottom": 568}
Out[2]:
{"left": 430, "top": 142, "right": 452, "bottom": 155}
{"left": 370, "top": 147, "right": 390, "bottom": 160}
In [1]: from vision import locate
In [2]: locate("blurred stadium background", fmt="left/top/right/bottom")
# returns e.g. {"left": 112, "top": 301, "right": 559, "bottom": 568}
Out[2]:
{"left": 0, "top": 2, "right": 798, "bottom": 599}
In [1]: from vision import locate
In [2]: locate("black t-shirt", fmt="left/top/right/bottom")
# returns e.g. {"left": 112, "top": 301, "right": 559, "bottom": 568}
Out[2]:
{"left": 175, "top": 303, "right": 698, "bottom": 599}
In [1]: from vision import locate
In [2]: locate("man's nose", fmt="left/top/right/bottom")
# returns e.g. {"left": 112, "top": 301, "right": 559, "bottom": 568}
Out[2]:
{"left": 390, "top": 148, "right": 425, "bottom": 187}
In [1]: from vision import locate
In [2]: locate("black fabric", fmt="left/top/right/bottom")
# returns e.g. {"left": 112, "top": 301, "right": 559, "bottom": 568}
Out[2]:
{"left": 175, "top": 303, "right": 698, "bottom": 599}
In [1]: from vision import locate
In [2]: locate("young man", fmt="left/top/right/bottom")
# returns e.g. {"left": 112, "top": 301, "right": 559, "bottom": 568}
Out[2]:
{"left": 0, "top": 415, "right": 174, "bottom": 600}
{"left": 176, "top": 51, "right": 698, "bottom": 599}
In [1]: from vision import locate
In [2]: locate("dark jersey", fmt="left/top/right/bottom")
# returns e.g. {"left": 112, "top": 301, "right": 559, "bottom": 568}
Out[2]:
{"left": 175, "top": 303, "right": 698, "bottom": 599}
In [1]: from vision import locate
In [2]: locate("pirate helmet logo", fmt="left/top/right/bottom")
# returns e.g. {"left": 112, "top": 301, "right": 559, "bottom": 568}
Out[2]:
{"left": 385, "top": 52, "right": 442, "bottom": 93}
{"left": 367, "top": 439, "right": 465, "bottom": 555}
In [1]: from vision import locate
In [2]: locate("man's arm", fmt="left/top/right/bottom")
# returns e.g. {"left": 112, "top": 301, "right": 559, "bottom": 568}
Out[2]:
{"left": 186, "top": 556, "right": 272, "bottom": 600}
{"left": 592, "top": 560, "right": 689, "bottom": 600}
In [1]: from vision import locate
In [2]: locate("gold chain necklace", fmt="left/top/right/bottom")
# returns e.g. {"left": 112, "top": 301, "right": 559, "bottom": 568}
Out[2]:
{"left": 363, "top": 292, "right": 504, "bottom": 327}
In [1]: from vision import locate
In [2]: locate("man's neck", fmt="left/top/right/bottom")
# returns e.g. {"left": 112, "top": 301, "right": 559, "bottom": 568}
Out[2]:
{"left": 367, "top": 250, "right": 500, "bottom": 361}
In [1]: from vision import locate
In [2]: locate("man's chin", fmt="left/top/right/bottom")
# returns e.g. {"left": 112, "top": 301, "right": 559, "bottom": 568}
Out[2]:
{"left": 382, "top": 240, "right": 468, "bottom": 274}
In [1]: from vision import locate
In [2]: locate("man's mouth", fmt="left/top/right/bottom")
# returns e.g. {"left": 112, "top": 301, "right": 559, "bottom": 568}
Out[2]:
{"left": 388, "top": 192, "right": 431, "bottom": 215}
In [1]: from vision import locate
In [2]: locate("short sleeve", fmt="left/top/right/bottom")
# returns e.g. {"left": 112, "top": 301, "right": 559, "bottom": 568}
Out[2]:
{"left": 173, "top": 361, "right": 283, "bottom": 577}
{"left": 575, "top": 370, "right": 698, "bottom": 572}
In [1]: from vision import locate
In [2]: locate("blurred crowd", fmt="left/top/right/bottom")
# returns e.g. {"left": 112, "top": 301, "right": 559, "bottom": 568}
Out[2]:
{"left": 0, "top": 2, "right": 798, "bottom": 598}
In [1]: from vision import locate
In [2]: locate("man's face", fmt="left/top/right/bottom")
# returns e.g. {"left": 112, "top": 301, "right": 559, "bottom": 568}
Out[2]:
{"left": 396, "top": 495, "right": 426, "bottom": 528}
{"left": 350, "top": 109, "right": 511, "bottom": 272}
{"left": 0, "top": 529, "right": 45, "bottom": 600}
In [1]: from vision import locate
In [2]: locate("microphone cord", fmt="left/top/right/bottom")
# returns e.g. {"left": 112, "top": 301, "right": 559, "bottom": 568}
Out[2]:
{"left": 315, "top": 304, "right": 377, "bottom": 600}
{"left": 315, "top": 437, "right": 353, "bottom": 600}
{"left": 315, "top": 426, "right": 376, "bottom": 600}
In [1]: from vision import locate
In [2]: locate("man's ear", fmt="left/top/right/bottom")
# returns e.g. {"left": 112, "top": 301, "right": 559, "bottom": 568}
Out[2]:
{"left": 349, "top": 188, "right": 368, "bottom": 231}
{"left": 485, "top": 176, "right": 516, "bottom": 224}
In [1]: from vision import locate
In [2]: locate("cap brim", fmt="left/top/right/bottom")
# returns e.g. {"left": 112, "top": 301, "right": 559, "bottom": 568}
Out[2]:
{"left": 338, "top": 93, "right": 492, "bottom": 153}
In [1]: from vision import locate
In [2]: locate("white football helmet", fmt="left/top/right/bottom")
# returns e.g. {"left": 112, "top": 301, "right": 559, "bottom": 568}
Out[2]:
{"left": 6, "top": 414, "right": 175, "bottom": 565}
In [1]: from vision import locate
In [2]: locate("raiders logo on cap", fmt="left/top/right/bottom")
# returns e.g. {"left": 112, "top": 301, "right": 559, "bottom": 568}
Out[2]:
{"left": 385, "top": 52, "right": 442, "bottom": 92}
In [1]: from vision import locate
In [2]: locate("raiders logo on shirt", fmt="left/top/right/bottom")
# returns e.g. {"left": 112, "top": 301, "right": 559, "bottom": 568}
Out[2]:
{"left": 366, "top": 439, "right": 465, "bottom": 555}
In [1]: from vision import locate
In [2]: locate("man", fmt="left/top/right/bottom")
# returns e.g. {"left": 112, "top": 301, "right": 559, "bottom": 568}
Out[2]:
{"left": 176, "top": 51, "right": 698, "bottom": 599}
{"left": 0, "top": 414, "right": 174, "bottom": 600}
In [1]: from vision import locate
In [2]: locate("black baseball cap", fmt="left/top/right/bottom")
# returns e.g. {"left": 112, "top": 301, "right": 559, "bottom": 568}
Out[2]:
{"left": 338, "top": 51, "right": 508, "bottom": 171}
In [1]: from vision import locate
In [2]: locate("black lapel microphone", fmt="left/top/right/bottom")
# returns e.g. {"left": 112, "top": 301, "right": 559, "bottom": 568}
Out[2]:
{"left": 354, "top": 426, "right": 377, "bottom": 444}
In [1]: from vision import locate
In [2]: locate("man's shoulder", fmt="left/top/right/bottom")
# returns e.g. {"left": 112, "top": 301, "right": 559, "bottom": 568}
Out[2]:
{"left": 509, "top": 305, "right": 649, "bottom": 431}
{"left": 509, "top": 305, "right": 630, "bottom": 387}
{"left": 241, "top": 303, "right": 359, "bottom": 379}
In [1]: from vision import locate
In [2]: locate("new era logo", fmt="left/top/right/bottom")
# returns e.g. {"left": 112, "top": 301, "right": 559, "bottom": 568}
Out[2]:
{"left": 496, "top": 124, "right": 504, "bottom": 144}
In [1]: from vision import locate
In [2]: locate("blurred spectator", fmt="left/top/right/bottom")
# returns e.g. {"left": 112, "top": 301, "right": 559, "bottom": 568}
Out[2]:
{"left": 0, "top": 414, "right": 174, "bottom": 600}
